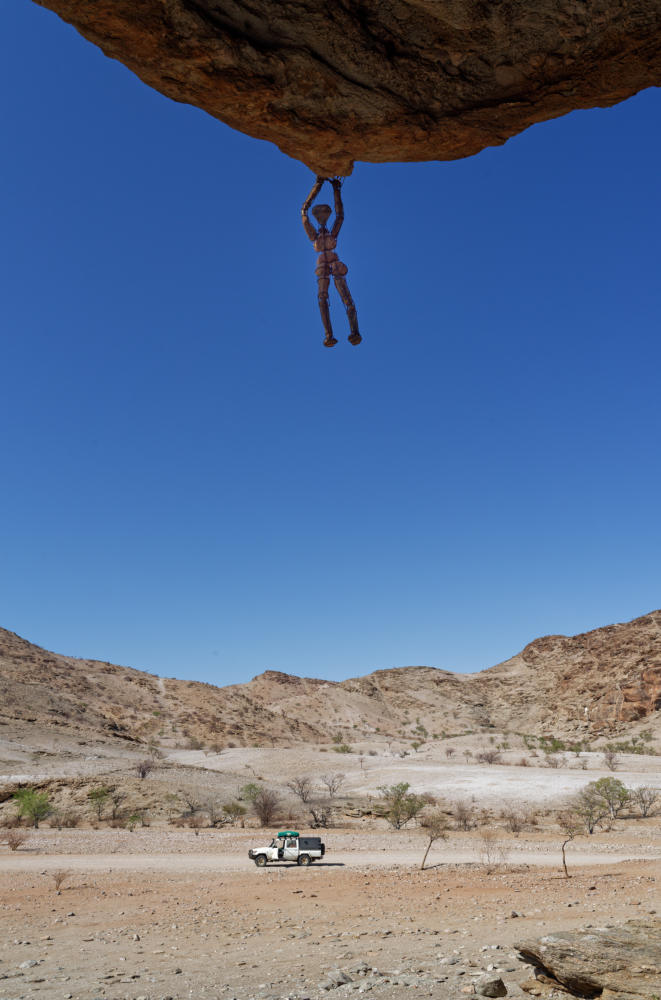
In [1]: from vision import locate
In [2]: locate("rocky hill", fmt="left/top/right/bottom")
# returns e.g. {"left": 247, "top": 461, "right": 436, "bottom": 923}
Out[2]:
{"left": 1, "top": 610, "right": 660, "bottom": 750}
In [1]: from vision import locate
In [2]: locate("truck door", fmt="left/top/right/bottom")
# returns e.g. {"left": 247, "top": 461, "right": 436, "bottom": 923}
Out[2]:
{"left": 282, "top": 837, "right": 298, "bottom": 862}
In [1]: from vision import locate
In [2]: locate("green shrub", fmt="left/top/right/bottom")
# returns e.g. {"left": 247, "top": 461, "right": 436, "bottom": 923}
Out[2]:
{"left": 13, "top": 788, "right": 51, "bottom": 828}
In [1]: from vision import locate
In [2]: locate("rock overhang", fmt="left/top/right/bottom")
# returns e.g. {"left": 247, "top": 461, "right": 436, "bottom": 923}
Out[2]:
{"left": 31, "top": 0, "right": 661, "bottom": 175}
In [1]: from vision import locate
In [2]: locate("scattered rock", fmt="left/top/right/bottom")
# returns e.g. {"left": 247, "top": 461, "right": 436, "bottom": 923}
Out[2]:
{"left": 476, "top": 975, "right": 507, "bottom": 997}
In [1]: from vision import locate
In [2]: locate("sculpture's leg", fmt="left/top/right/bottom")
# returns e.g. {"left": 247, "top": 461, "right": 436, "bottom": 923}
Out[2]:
{"left": 333, "top": 274, "right": 361, "bottom": 345}
{"left": 317, "top": 274, "right": 337, "bottom": 347}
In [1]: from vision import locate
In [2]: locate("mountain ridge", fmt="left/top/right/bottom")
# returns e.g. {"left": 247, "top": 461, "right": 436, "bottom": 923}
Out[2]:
{"left": 1, "top": 609, "right": 660, "bottom": 749}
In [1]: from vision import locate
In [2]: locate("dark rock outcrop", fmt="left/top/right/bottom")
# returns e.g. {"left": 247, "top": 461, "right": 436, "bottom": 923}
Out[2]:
{"left": 32, "top": 0, "right": 661, "bottom": 175}
{"left": 517, "top": 919, "right": 661, "bottom": 999}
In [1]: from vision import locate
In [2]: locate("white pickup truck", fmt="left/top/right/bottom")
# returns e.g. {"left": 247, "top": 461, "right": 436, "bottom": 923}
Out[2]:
{"left": 248, "top": 830, "right": 325, "bottom": 867}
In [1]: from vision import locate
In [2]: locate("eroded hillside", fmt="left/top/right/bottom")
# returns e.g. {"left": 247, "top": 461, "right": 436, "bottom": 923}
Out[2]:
{"left": 1, "top": 610, "right": 660, "bottom": 749}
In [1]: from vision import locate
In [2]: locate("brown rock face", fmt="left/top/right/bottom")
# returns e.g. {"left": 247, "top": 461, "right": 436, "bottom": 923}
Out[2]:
{"left": 32, "top": 0, "right": 661, "bottom": 175}
{"left": 1, "top": 608, "right": 661, "bottom": 747}
{"left": 517, "top": 919, "right": 661, "bottom": 999}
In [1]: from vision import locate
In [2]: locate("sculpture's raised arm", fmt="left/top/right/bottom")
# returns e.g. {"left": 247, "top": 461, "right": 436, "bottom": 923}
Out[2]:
{"left": 301, "top": 176, "right": 324, "bottom": 241}
{"left": 330, "top": 177, "right": 344, "bottom": 237}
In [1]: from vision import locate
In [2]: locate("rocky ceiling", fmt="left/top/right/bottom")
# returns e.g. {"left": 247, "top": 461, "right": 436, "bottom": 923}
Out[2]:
{"left": 33, "top": 0, "right": 661, "bottom": 175}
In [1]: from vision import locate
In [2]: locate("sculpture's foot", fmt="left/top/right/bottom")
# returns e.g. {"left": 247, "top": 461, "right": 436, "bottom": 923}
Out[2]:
{"left": 323, "top": 336, "right": 338, "bottom": 348}
{"left": 348, "top": 332, "right": 362, "bottom": 346}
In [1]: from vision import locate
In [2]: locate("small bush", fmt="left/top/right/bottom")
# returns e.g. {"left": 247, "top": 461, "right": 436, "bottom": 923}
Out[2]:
{"left": 136, "top": 759, "right": 155, "bottom": 779}
{"left": 51, "top": 868, "right": 72, "bottom": 892}
{"left": 500, "top": 808, "right": 525, "bottom": 834}
{"left": 52, "top": 809, "right": 80, "bottom": 829}
{"left": 4, "top": 829, "right": 28, "bottom": 851}
{"left": 253, "top": 788, "right": 280, "bottom": 826}
{"left": 223, "top": 802, "right": 247, "bottom": 824}
{"left": 452, "top": 800, "right": 476, "bottom": 831}
{"left": 632, "top": 786, "right": 660, "bottom": 818}
{"left": 478, "top": 830, "right": 510, "bottom": 871}
{"left": 310, "top": 806, "right": 333, "bottom": 828}
{"left": 126, "top": 813, "right": 142, "bottom": 831}
{"left": 0, "top": 814, "right": 23, "bottom": 829}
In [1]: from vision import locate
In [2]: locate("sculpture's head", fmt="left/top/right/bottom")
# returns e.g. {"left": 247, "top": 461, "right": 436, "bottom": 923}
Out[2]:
{"left": 312, "top": 204, "right": 332, "bottom": 227}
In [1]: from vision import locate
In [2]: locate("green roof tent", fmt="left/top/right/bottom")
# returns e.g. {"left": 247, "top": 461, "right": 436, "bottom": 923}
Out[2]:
{"left": 277, "top": 830, "right": 299, "bottom": 838}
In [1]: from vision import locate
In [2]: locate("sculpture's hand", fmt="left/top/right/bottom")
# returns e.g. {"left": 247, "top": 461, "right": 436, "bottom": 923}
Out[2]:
{"left": 331, "top": 176, "right": 343, "bottom": 189}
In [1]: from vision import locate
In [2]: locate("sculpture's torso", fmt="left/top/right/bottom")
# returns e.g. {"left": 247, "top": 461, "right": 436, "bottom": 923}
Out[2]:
{"left": 314, "top": 228, "right": 340, "bottom": 273}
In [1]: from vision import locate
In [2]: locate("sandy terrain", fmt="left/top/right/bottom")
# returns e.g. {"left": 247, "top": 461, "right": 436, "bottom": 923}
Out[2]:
{"left": 2, "top": 698, "right": 660, "bottom": 1000}
{"left": 4, "top": 733, "right": 661, "bottom": 816}
{"left": 1, "top": 847, "right": 658, "bottom": 1000}
{"left": 164, "top": 746, "right": 661, "bottom": 806}
{"left": 1, "top": 825, "right": 660, "bottom": 1000}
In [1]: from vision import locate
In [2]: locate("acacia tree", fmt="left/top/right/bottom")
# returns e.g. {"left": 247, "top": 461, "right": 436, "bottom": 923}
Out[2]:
{"left": 286, "top": 776, "right": 314, "bottom": 803}
{"left": 110, "top": 790, "right": 127, "bottom": 820}
{"left": 557, "top": 811, "right": 583, "bottom": 878}
{"left": 87, "top": 786, "right": 111, "bottom": 820}
{"left": 253, "top": 788, "right": 280, "bottom": 826}
{"left": 320, "top": 773, "right": 345, "bottom": 799}
{"left": 239, "top": 782, "right": 261, "bottom": 803}
{"left": 589, "top": 777, "right": 630, "bottom": 820}
{"left": 420, "top": 810, "right": 449, "bottom": 870}
{"left": 571, "top": 786, "right": 608, "bottom": 834}
{"left": 378, "top": 783, "right": 426, "bottom": 829}
{"left": 632, "top": 786, "right": 660, "bottom": 818}
{"left": 13, "top": 788, "right": 51, "bottom": 828}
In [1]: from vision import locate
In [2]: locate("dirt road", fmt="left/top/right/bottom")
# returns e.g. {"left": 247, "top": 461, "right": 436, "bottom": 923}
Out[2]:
{"left": 0, "top": 845, "right": 653, "bottom": 874}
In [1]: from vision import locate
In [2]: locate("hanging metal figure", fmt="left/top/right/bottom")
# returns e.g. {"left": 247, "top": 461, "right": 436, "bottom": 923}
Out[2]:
{"left": 302, "top": 176, "right": 362, "bottom": 347}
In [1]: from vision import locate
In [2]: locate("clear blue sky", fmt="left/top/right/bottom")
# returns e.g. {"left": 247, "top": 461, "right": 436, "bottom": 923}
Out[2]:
{"left": 2, "top": 1, "right": 660, "bottom": 685}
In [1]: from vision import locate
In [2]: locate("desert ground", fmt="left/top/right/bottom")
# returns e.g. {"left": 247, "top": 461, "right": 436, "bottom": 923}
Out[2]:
{"left": 0, "top": 838, "right": 659, "bottom": 1000}
{"left": 2, "top": 730, "right": 661, "bottom": 1000}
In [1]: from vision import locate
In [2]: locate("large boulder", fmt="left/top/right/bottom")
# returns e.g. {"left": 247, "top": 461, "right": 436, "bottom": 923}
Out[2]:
{"left": 32, "top": 0, "right": 661, "bottom": 175}
{"left": 517, "top": 919, "right": 661, "bottom": 999}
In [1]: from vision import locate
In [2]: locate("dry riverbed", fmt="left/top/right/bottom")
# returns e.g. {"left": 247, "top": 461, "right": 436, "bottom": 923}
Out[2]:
{"left": 0, "top": 829, "right": 659, "bottom": 1000}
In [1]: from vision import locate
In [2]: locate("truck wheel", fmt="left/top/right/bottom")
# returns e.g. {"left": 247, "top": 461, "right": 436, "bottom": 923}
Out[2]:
{"left": 254, "top": 854, "right": 267, "bottom": 867}
{"left": 297, "top": 854, "right": 310, "bottom": 866}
